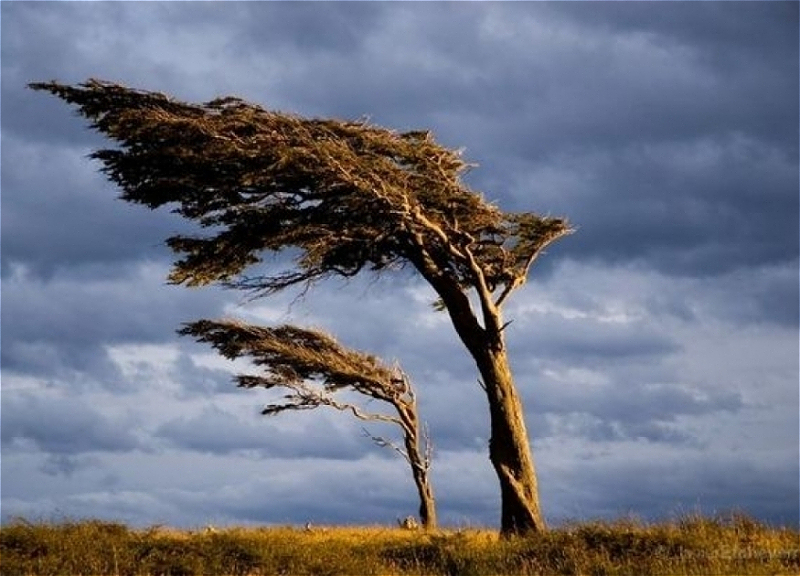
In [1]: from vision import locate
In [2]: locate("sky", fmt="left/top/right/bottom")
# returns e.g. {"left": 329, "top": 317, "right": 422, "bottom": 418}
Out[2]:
{"left": 1, "top": 1, "right": 798, "bottom": 530}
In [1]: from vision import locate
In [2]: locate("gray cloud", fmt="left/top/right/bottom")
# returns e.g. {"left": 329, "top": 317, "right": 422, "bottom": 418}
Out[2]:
{"left": 155, "top": 405, "right": 364, "bottom": 461}
{"left": 0, "top": 133, "right": 192, "bottom": 277}
{"left": 2, "top": 391, "right": 141, "bottom": 455}
{"left": 39, "top": 454, "right": 98, "bottom": 478}
{"left": 541, "top": 138, "right": 798, "bottom": 277}
{"left": 1, "top": 261, "right": 226, "bottom": 380}
{"left": 1, "top": 0, "right": 796, "bottom": 530}
{"left": 548, "top": 452, "right": 799, "bottom": 528}
{"left": 512, "top": 314, "right": 682, "bottom": 361}
{"left": 170, "top": 351, "right": 241, "bottom": 398}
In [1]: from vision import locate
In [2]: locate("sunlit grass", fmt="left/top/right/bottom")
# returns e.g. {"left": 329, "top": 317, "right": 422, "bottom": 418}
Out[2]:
{"left": 1, "top": 513, "right": 797, "bottom": 575}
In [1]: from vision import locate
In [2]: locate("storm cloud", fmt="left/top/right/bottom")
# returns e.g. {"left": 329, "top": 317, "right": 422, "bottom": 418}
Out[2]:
{"left": 2, "top": 1, "right": 797, "bottom": 529}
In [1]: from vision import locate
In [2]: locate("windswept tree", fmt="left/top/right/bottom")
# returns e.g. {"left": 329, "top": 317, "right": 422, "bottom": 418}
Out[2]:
{"left": 32, "top": 80, "right": 573, "bottom": 535}
{"left": 180, "top": 319, "right": 436, "bottom": 529}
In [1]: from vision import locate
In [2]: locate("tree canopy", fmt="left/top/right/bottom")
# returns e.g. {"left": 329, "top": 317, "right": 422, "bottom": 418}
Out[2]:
{"left": 181, "top": 320, "right": 411, "bottom": 418}
{"left": 30, "top": 80, "right": 571, "bottom": 310}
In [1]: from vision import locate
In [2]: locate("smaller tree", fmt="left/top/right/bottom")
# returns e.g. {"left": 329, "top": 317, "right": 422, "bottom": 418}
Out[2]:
{"left": 180, "top": 319, "right": 436, "bottom": 529}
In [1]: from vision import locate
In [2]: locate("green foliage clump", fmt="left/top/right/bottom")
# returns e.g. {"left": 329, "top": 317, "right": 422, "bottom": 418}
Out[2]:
{"left": 1, "top": 514, "right": 798, "bottom": 576}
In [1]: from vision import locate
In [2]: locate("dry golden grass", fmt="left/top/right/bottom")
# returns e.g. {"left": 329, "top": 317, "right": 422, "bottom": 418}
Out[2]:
{"left": 1, "top": 513, "right": 797, "bottom": 575}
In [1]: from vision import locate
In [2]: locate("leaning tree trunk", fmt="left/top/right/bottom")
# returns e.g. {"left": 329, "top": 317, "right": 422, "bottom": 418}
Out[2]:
{"left": 408, "top": 444, "right": 437, "bottom": 530}
{"left": 418, "top": 479, "right": 437, "bottom": 530}
{"left": 477, "top": 346, "right": 547, "bottom": 535}
{"left": 399, "top": 400, "right": 437, "bottom": 529}
{"left": 417, "top": 262, "right": 546, "bottom": 535}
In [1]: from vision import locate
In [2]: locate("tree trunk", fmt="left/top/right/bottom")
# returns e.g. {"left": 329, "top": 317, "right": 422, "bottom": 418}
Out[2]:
{"left": 413, "top": 464, "right": 437, "bottom": 530}
{"left": 477, "top": 347, "right": 547, "bottom": 536}
{"left": 403, "top": 421, "right": 437, "bottom": 529}
{"left": 415, "top": 263, "right": 545, "bottom": 535}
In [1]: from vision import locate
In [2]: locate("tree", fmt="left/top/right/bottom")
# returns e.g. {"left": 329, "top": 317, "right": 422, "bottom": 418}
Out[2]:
{"left": 31, "top": 79, "right": 573, "bottom": 535}
{"left": 180, "top": 319, "right": 436, "bottom": 529}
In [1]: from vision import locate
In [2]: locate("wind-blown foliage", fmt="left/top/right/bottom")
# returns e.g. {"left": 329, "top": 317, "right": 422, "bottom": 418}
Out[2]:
{"left": 180, "top": 319, "right": 436, "bottom": 528}
{"left": 29, "top": 80, "right": 570, "bottom": 302}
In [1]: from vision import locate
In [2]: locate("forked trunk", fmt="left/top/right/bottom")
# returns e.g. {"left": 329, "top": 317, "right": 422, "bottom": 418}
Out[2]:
{"left": 419, "top": 265, "right": 546, "bottom": 535}
{"left": 477, "top": 347, "right": 547, "bottom": 535}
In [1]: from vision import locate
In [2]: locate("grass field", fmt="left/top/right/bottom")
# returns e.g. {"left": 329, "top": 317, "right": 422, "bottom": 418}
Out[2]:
{"left": 1, "top": 513, "right": 797, "bottom": 575}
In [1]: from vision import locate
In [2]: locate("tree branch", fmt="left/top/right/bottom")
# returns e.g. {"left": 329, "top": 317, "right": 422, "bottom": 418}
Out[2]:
{"left": 312, "top": 394, "right": 403, "bottom": 427}
{"left": 361, "top": 427, "right": 412, "bottom": 465}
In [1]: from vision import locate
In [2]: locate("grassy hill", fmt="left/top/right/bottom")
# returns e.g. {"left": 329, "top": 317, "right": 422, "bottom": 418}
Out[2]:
{"left": 1, "top": 513, "right": 797, "bottom": 575}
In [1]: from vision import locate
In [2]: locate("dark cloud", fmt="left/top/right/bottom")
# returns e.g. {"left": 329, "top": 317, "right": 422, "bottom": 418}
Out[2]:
{"left": 155, "top": 405, "right": 364, "bottom": 460}
{"left": 1, "top": 391, "right": 141, "bottom": 455}
{"left": 523, "top": 374, "right": 743, "bottom": 449}
{"left": 546, "top": 1, "right": 799, "bottom": 82}
{"left": 484, "top": 2, "right": 798, "bottom": 157}
{"left": 581, "top": 382, "right": 742, "bottom": 424}
{"left": 694, "top": 263, "right": 799, "bottom": 328}
{"left": 512, "top": 314, "right": 681, "bottom": 361}
{"left": 545, "top": 452, "right": 799, "bottom": 528}
{"left": 170, "top": 352, "right": 241, "bottom": 398}
{"left": 0, "top": 133, "right": 191, "bottom": 277}
{"left": 543, "top": 138, "right": 799, "bottom": 277}
{"left": 1, "top": 262, "right": 226, "bottom": 379}
{"left": 588, "top": 420, "right": 696, "bottom": 446}
{"left": 235, "top": 1, "right": 383, "bottom": 57}
{"left": 39, "top": 454, "right": 97, "bottom": 478}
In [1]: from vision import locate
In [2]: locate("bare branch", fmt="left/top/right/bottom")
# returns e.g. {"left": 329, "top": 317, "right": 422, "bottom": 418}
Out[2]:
{"left": 422, "top": 422, "right": 433, "bottom": 473}
{"left": 361, "top": 427, "right": 411, "bottom": 465}
{"left": 499, "top": 319, "right": 514, "bottom": 333}
{"left": 312, "top": 395, "right": 403, "bottom": 427}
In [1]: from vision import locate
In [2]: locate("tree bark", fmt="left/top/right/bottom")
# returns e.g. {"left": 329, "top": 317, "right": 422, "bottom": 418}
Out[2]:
{"left": 398, "top": 402, "right": 437, "bottom": 529}
{"left": 446, "top": 300, "right": 546, "bottom": 534}
{"left": 408, "top": 445, "right": 437, "bottom": 530}
{"left": 477, "top": 346, "right": 547, "bottom": 535}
